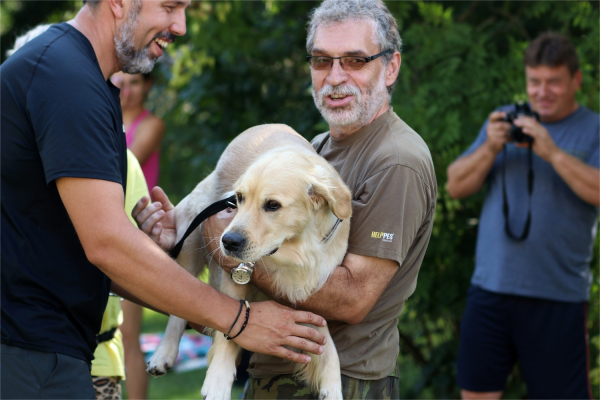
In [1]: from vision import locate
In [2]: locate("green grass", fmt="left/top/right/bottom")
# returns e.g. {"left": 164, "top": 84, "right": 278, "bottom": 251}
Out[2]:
{"left": 122, "top": 308, "right": 245, "bottom": 400}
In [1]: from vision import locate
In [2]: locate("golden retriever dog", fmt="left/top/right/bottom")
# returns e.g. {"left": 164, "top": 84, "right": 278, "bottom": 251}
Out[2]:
{"left": 146, "top": 124, "right": 351, "bottom": 400}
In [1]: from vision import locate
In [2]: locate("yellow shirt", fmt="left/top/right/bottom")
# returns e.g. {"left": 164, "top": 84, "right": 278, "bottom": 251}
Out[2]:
{"left": 91, "top": 296, "right": 125, "bottom": 378}
{"left": 91, "top": 150, "right": 150, "bottom": 378}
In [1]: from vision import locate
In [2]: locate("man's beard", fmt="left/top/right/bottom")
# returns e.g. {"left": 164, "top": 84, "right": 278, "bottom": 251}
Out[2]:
{"left": 114, "top": 0, "right": 155, "bottom": 74}
{"left": 312, "top": 71, "right": 388, "bottom": 132}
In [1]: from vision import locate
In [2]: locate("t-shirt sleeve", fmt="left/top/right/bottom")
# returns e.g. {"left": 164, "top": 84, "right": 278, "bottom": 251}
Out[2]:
{"left": 347, "top": 165, "right": 430, "bottom": 266}
{"left": 27, "top": 59, "right": 123, "bottom": 185}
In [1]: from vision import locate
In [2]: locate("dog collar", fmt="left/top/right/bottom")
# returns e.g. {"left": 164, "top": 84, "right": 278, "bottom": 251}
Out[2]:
{"left": 322, "top": 218, "right": 343, "bottom": 244}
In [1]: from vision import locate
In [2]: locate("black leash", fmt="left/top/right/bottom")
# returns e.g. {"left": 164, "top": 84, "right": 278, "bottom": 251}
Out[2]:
{"left": 501, "top": 142, "right": 533, "bottom": 241}
{"left": 169, "top": 195, "right": 237, "bottom": 259}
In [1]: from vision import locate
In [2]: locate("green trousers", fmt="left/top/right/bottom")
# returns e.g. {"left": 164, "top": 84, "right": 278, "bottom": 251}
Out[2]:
{"left": 243, "top": 366, "right": 399, "bottom": 400}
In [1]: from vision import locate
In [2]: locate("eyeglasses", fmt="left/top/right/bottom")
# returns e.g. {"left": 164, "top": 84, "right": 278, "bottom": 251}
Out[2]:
{"left": 306, "top": 50, "right": 392, "bottom": 71}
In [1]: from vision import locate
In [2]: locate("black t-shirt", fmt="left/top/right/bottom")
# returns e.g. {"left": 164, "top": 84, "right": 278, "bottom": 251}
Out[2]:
{"left": 1, "top": 23, "right": 127, "bottom": 362}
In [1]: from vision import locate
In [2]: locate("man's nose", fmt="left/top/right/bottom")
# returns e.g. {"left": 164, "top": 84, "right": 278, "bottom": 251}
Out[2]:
{"left": 170, "top": 9, "right": 187, "bottom": 37}
{"left": 538, "top": 82, "right": 550, "bottom": 97}
{"left": 325, "top": 59, "right": 349, "bottom": 87}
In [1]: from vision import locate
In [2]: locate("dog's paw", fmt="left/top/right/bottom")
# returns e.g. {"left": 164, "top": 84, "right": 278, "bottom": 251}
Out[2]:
{"left": 318, "top": 388, "right": 328, "bottom": 400}
{"left": 146, "top": 361, "right": 172, "bottom": 377}
{"left": 200, "top": 378, "right": 233, "bottom": 400}
{"left": 319, "top": 386, "right": 343, "bottom": 400}
{"left": 146, "top": 346, "right": 178, "bottom": 377}
{"left": 200, "top": 365, "right": 235, "bottom": 400}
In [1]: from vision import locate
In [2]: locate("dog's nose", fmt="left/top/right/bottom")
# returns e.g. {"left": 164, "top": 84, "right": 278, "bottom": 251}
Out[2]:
{"left": 222, "top": 232, "right": 246, "bottom": 252}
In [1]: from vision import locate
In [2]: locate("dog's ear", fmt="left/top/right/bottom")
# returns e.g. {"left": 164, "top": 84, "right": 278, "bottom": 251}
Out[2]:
{"left": 308, "top": 164, "right": 352, "bottom": 220}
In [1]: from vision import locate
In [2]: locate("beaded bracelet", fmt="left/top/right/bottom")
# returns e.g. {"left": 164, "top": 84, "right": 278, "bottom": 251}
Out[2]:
{"left": 224, "top": 299, "right": 245, "bottom": 339}
{"left": 225, "top": 300, "right": 250, "bottom": 340}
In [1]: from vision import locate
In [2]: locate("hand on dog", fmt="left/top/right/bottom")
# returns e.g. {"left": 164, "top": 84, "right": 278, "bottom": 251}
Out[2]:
{"left": 203, "top": 210, "right": 240, "bottom": 272}
{"left": 132, "top": 186, "right": 177, "bottom": 252}
{"left": 232, "top": 300, "right": 327, "bottom": 363}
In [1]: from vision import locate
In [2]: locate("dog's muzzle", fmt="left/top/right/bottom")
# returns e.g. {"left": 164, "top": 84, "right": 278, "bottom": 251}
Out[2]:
{"left": 221, "top": 231, "right": 279, "bottom": 260}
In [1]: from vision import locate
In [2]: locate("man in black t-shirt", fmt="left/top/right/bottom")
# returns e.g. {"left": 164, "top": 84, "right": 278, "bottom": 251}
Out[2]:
{"left": 1, "top": 1, "right": 326, "bottom": 398}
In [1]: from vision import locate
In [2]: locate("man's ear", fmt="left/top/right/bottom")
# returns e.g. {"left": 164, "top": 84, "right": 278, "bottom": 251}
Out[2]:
{"left": 108, "top": 0, "right": 126, "bottom": 20}
{"left": 308, "top": 164, "right": 352, "bottom": 220}
{"left": 385, "top": 51, "right": 401, "bottom": 88}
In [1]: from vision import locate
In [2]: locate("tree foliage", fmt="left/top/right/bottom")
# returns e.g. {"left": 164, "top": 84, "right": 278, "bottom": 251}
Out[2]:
{"left": 3, "top": 1, "right": 598, "bottom": 398}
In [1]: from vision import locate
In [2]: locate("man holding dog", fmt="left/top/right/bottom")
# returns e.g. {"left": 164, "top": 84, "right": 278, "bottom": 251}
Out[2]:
{"left": 447, "top": 33, "right": 599, "bottom": 399}
{"left": 137, "top": 0, "right": 436, "bottom": 398}
{"left": 245, "top": 1, "right": 436, "bottom": 397}
{"left": 1, "top": 0, "right": 327, "bottom": 398}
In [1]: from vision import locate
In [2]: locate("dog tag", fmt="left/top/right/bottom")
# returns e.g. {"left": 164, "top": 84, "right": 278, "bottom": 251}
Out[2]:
{"left": 231, "top": 262, "right": 255, "bottom": 285}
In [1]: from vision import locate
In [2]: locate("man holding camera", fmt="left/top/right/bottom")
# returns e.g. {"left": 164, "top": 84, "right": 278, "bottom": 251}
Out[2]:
{"left": 447, "top": 32, "right": 598, "bottom": 399}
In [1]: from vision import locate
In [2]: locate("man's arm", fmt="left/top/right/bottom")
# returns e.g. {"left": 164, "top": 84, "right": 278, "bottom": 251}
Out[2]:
{"left": 57, "top": 177, "right": 326, "bottom": 363}
{"left": 248, "top": 253, "right": 397, "bottom": 325}
{"left": 549, "top": 151, "right": 599, "bottom": 206}
{"left": 514, "top": 116, "right": 599, "bottom": 206}
{"left": 111, "top": 281, "right": 211, "bottom": 334}
{"left": 111, "top": 269, "right": 232, "bottom": 338}
{"left": 447, "top": 111, "right": 510, "bottom": 199}
{"left": 110, "top": 281, "right": 167, "bottom": 316}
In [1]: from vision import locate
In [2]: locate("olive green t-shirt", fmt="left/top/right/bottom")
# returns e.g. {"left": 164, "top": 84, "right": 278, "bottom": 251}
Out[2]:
{"left": 248, "top": 108, "right": 437, "bottom": 380}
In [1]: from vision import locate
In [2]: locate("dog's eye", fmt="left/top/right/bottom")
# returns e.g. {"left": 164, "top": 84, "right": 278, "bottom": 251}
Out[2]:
{"left": 236, "top": 192, "right": 243, "bottom": 204}
{"left": 264, "top": 200, "right": 281, "bottom": 212}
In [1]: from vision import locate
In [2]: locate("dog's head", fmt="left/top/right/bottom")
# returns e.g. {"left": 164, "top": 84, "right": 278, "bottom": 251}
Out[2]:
{"left": 220, "top": 148, "right": 351, "bottom": 265}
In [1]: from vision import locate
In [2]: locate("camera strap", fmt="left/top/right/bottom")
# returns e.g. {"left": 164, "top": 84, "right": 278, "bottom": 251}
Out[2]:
{"left": 501, "top": 142, "right": 533, "bottom": 241}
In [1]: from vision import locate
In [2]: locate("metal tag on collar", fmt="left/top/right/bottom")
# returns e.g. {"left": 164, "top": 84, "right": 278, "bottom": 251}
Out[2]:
{"left": 231, "top": 262, "right": 255, "bottom": 285}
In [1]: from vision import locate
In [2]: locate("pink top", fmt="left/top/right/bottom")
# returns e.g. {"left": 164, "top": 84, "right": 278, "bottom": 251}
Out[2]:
{"left": 126, "top": 109, "right": 160, "bottom": 191}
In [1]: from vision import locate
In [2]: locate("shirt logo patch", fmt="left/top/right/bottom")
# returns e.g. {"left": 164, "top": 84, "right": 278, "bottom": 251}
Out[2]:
{"left": 371, "top": 231, "right": 394, "bottom": 243}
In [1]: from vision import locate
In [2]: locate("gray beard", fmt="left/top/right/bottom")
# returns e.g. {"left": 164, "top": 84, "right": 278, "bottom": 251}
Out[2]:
{"left": 114, "top": 1, "right": 156, "bottom": 74}
{"left": 312, "top": 72, "right": 388, "bottom": 133}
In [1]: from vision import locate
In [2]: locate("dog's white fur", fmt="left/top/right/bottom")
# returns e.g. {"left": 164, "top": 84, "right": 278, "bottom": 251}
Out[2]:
{"left": 146, "top": 124, "right": 352, "bottom": 400}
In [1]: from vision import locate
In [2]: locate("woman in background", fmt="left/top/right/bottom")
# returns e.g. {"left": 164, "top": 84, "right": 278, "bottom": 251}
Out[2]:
{"left": 114, "top": 72, "right": 165, "bottom": 193}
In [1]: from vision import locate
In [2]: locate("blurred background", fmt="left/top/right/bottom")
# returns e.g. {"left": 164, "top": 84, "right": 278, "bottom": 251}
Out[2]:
{"left": 2, "top": 1, "right": 598, "bottom": 398}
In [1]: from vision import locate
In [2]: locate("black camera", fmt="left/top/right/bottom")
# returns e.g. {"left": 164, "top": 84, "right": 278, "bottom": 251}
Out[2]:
{"left": 502, "top": 103, "right": 540, "bottom": 143}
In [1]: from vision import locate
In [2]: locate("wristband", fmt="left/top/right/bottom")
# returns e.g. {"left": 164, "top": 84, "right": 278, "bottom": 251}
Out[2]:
{"left": 225, "top": 300, "right": 250, "bottom": 340}
{"left": 224, "top": 299, "right": 245, "bottom": 339}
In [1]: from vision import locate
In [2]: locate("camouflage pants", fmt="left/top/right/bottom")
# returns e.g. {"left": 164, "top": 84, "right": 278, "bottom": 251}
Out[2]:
{"left": 243, "top": 367, "right": 399, "bottom": 400}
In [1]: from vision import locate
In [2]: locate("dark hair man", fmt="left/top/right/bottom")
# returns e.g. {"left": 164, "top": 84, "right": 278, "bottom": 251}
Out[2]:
{"left": 138, "top": 0, "right": 437, "bottom": 398}
{"left": 447, "top": 32, "right": 598, "bottom": 399}
{"left": 1, "top": 1, "right": 327, "bottom": 398}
